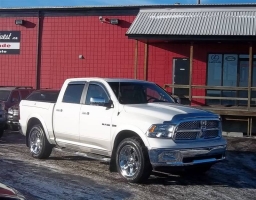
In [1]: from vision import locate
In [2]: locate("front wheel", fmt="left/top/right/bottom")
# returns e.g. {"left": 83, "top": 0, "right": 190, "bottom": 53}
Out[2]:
{"left": 28, "top": 124, "right": 52, "bottom": 159}
{"left": 116, "top": 137, "right": 152, "bottom": 183}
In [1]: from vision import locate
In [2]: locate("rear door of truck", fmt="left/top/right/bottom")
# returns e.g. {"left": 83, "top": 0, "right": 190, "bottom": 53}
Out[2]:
{"left": 53, "top": 81, "right": 86, "bottom": 144}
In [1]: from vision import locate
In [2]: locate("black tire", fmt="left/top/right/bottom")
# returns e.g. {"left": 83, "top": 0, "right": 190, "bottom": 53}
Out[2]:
{"left": 184, "top": 164, "right": 212, "bottom": 175}
{"left": 0, "top": 129, "right": 4, "bottom": 138}
{"left": 28, "top": 124, "right": 52, "bottom": 159}
{"left": 116, "top": 137, "right": 152, "bottom": 183}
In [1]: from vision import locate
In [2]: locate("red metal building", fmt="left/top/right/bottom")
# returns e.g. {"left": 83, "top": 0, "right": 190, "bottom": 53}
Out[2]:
{"left": 0, "top": 4, "right": 256, "bottom": 111}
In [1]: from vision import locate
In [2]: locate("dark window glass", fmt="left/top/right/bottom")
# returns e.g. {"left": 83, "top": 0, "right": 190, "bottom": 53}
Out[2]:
{"left": 0, "top": 90, "right": 11, "bottom": 101}
{"left": 85, "top": 84, "right": 109, "bottom": 105}
{"left": 10, "top": 91, "right": 20, "bottom": 102}
{"left": 26, "top": 91, "right": 59, "bottom": 103}
{"left": 20, "top": 90, "right": 30, "bottom": 99}
{"left": 62, "top": 84, "right": 84, "bottom": 104}
{"left": 108, "top": 82, "right": 174, "bottom": 104}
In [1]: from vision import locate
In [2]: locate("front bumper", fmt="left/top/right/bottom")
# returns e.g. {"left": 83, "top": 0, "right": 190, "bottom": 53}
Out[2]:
{"left": 149, "top": 145, "right": 226, "bottom": 167}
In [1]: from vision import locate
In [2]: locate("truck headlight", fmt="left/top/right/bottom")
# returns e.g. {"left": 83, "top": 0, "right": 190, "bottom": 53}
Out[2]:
{"left": 146, "top": 124, "right": 175, "bottom": 138}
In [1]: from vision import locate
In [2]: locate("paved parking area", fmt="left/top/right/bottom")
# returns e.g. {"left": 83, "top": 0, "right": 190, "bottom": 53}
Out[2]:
{"left": 0, "top": 132, "right": 256, "bottom": 200}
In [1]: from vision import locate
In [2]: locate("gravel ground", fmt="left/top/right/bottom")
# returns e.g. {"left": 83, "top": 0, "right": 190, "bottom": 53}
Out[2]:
{"left": 0, "top": 131, "right": 256, "bottom": 200}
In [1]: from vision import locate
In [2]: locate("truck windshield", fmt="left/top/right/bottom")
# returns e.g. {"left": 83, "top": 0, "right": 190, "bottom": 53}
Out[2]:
{"left": 108, "top": 82, "right": 175, "bottom": 104}
{"left": 0, "top": 90, "right": 11, "bottom": 101}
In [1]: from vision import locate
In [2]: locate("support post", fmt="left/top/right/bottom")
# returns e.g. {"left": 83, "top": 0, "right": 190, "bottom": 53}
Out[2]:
{"left": 248, "top": 44, "right": 252, "bottom": 109}
{"left": 144, "top": 42, "right": 148, "bottom": 81}
{"left": 189, "top": 42, "right": 193, "bottom": 101}
{"left": 36, "top": 11, "right": 42, "bottom": 89}
{"left": 134, "top": 40, "right": 138, "bottom": 79}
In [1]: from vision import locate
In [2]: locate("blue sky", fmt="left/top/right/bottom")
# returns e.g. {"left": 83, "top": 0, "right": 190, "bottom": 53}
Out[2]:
{"left": 0, "top": 0, "right": 256, "bottom": 8}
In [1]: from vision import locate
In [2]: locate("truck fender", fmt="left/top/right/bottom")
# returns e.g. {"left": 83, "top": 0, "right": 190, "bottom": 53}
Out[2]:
{"left": 111, "top": 125, "right": 150, "bottom": 150}
{"left": 25, "top": 114, "right": 56, "bottom": 145}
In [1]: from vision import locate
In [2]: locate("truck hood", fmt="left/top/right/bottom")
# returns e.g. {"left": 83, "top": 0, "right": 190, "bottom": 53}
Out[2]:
{"left": 123, "top": 103, "right": 218, "bottom": 122}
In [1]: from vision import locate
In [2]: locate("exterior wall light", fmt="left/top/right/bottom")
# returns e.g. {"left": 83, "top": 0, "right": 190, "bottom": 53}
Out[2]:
{"left": 15, "top": 19, "right": 24, "bottom": 25}
{"left": 110, "top": 19, "right": 119, "bottom": 25}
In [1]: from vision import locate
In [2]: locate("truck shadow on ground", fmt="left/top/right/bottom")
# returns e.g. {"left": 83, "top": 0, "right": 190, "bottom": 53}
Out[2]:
{"left": 145, "top": 150, "right": 256, "bottom": 189}
{"left": 47, "top": 156, "right": 95, "bottom": 162}
{"left": 0, "top": 131, "right": 25, "bottom": 144}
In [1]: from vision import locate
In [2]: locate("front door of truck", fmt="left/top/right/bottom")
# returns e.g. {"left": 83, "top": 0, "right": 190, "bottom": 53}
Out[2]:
{"left": 53, "top": 82, "right": 86, "bottom": 144}
{"left": 79, "top": 82, "right": 114, "bottom": 154}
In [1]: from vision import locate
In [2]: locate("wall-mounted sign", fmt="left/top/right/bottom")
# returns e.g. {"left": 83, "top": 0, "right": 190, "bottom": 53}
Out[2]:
{"left": 208, "top": 54, "right": 222, "bottom": 85}
{"left": 0, "top": 31, "right": 20, "bottom": 54}
{"left": 225, "top": 55, "right": 236, "bottom": 61}
{"left": 209, "top": 54, "right": 222, "bottom": 64}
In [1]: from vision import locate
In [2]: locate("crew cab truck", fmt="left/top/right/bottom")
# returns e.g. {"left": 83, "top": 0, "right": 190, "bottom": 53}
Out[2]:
{"left": 19, "top": 78, "right": 227, "bottom": 183}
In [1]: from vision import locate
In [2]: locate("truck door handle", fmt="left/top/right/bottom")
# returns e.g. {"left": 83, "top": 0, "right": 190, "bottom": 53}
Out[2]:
{"left": 82, "top": 112, "right": 89, "bottom": 115}
{"left": 56, "top": 109, "right": 63, "bottom": 112}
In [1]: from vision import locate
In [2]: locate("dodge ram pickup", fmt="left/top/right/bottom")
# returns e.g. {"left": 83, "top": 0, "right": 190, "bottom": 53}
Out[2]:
{"left": 19, "top": 78, "right": 227, "bottom": 183}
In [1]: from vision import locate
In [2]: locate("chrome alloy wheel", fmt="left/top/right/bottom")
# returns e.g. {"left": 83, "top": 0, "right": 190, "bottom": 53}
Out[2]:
{"left": 29, "top": 127, "right": 43, "bottom": 155}
{"left": 119, "top": 145, "right": 140, "bottom": 177}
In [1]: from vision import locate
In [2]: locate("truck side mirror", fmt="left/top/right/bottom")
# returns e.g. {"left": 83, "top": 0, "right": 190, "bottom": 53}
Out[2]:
{"left": 174, "top": 97, "right": 181, "bottom": 104}
{"left": 105, "top": 100, "right": 114, "bottom": 108}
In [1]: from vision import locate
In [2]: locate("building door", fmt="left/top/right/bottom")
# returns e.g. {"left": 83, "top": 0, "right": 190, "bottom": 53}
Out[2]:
{"left": 173, "top": 58, "right": 190, "bottom": 99}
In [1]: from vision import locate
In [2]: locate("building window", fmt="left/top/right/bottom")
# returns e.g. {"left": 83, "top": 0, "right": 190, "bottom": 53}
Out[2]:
{"left": 207, "top": 54, "right": 256, "bottom": 106}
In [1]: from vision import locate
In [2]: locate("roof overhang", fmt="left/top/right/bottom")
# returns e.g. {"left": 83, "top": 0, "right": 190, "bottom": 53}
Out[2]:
{"left": 126, "top": 7, "right": 256, "bottom": 41}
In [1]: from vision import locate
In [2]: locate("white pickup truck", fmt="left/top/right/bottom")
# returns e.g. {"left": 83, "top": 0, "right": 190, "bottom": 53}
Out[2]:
{"left": 19, "top": 78, "right": 226, "bottom": 183}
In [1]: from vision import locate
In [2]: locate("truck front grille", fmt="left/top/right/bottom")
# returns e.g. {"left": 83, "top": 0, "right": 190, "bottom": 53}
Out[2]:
{"left": 204, "top": 130, "right": 219, "bottom": 139}
{"left": 175, "top": 131, "right": 199, "bottom": 140}
{"left": 174, "top": 120, "right": 220, "bottom": 141}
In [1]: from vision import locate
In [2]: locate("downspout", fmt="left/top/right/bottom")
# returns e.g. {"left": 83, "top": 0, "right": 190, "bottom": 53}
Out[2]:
{"left": 35, "top": 10, "right": 42, "bottom": 89}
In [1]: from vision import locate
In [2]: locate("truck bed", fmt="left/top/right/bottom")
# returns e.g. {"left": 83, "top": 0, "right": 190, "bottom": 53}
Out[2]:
{"left": 19, "top": 100, "right": 56, "bottom": 143}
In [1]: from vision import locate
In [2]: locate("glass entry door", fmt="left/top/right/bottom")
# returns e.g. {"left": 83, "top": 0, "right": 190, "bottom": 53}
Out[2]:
{"left": 222, "top": 54, "right": 238, "bottom": 106}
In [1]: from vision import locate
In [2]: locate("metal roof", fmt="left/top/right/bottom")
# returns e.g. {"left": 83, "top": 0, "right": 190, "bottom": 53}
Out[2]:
{"left": 1, "top": 3, "right": 256, "bottom": 10}
{"left": 126, "top": 7, "right": 256, "bottom": 36}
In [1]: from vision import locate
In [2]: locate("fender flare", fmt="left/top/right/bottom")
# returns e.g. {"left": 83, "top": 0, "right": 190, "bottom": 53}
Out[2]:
{"left": 25, "top": 114, "right": 55, "bottom": 145}
{"left": 111, "top": 125, "right": 150, "bottom": 150}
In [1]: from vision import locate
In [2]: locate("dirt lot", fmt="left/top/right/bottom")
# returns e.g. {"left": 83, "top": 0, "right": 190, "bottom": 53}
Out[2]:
{"left": 0, "top": 131, "right": 256, "bottom": 200}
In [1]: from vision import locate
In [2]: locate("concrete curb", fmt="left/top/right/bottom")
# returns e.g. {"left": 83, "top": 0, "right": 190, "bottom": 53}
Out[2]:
{"left": 222, "top": 132, "right": 243, "bottom": 138}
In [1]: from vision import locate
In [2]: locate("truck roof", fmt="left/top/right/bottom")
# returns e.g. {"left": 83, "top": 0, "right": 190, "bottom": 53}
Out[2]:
{"left": 65, "top": 77, "right": 151, "bottom": 83}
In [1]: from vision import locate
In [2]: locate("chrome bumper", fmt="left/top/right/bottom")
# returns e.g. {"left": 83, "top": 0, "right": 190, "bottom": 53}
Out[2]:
{"left": 149, "top": 145, "right": 226, "bottom": 167}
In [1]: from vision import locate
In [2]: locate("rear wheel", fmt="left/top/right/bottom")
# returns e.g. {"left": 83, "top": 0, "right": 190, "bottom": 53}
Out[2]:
{"left": 0, "top": 129, "right": 4, "bottom": 138}
{"left": 28, "top": 124, "right": 52, "bottom": 159}
{"left": 116, "top": 137, "right": 152, "bottom": 183}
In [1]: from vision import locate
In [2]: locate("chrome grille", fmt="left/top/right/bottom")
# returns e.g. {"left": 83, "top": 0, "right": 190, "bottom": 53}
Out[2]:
{"left": 177, "top": 121, "right": 200, "bottom": 130}
{"left": 175, "top": 132, "right": 199, "bottom": 140}
{"left": 175, "top": 120, "right": 220, "bottom": 140}
{"left": 206, "top": 120, "right": 219, "bottom": 128}
{"left": 204, "top": 130, "right": 219, "bottom": 139}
